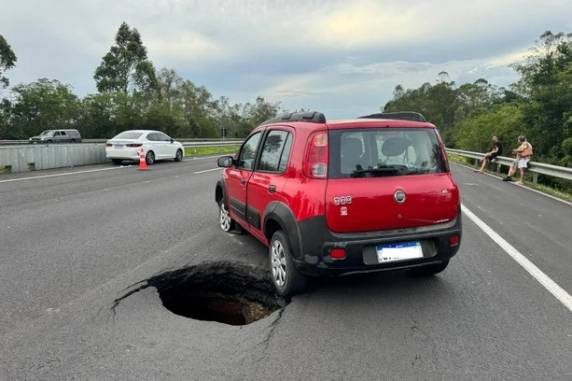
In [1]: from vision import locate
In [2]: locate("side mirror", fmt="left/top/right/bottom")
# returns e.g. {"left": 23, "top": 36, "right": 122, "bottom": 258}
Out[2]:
{"left": 170, "top": 138, "right": 174, "bottom": 143}
{"left": 217, "top": 155, "right": 234, "bottom": 168}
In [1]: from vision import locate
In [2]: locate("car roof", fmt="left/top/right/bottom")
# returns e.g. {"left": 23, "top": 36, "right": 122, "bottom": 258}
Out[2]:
{"left": 261, "top": 119, "right": 436, "bottom": 130}
{"left": 326, "top": 119, "right": 436, "bottom": 129}
{"left": 259, "top": 111, "right": 436, "bottom": 131}
{"left": 117, "top": 130, "right": 164, "bottom": 134}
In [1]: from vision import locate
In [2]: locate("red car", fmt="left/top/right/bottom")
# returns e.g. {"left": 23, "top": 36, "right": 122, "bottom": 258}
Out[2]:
{"left": 216, "top": 111, "right": 461, "bottom": 296}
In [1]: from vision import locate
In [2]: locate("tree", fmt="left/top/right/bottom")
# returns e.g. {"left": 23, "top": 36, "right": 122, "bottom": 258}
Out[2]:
{"left": 94, "top": 22, "right": 157, "bottom": 95}
{"left": 9, "top": 79, "right": 81, "bottom": 139}
{"left": 0, "top": 34, "right": 17, "bottom": 88}
{"left": 513, "top": 30, "right": 572, "bottom": 161}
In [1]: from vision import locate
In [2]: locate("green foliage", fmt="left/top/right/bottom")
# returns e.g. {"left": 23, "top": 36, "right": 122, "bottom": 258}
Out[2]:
{"left": 184, "top": 145, "right": 240, "bottom": 157}
{"left": 0, "top": 34, "right": 17, "bottom": 88}
{"left": 94, "top": 22, "right": 158, "bottom": 94}
{"left": 383, "top": 31, "right": 572, "bottom": 167}
{"left": 384, "top": 77, "right": 500, "bottom": 144}
{"left": 452, "top": 103, "right": 523, "bottom": 153}
{"left": 7, "top": 79, "right": 81, "bottom": 139}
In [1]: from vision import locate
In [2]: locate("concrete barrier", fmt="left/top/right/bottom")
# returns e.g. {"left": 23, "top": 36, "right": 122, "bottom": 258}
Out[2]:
{"left": 0, "top": 144, "right": 107, "bottom": 173}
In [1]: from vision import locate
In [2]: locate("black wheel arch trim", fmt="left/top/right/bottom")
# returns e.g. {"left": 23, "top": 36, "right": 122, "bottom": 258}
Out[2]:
{"left": 215, "top": 179, "right": 226, "bottom": 205}
{"left": 263, "top": 201, "right": 304, "bottom": 260}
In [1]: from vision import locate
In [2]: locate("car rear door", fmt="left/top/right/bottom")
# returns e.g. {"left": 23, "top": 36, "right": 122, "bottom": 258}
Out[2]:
{"left": 246, "top": 128, "right": 293, "bottom": 242}
{"left": 325, "top": 127, "right": 459, "bottom": 233}
{"left": 225, "top": 131, "right": 263, "bottom": 228}
{"left": 158, "top": 132, "right": 178, "bottom": 158}
{"left": 147, "top": 133, "right": 166, "bottom": 157}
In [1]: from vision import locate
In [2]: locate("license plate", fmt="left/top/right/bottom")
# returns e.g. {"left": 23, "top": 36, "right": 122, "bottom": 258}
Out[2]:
{"left": 114, "top": 144, "right": 124, "bottom": 148}
{"left": 376, "top": 241, "right": 423, "bottom": 263}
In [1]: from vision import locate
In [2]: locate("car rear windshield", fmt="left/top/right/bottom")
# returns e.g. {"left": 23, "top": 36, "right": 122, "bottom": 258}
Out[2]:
{"left": 328, "top": 128, "right": 446, "bottom": 178}
{"left": 113, "top": 132, "right": 143, "bottom": 140}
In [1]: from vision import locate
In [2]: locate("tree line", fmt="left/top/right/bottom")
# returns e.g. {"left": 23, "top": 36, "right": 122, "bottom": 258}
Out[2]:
{"left": 383, "top": 31, "right": 572, "bottom": 168}
{"left": 0, "top": 22, "right": 279, "bottom": 140}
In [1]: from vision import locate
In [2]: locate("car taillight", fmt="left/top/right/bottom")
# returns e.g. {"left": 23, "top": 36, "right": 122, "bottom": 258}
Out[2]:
{"left": 449, "top": 235, "right": 460, "bottom": 247}
{"left": 127, "top": 144, "right": 142, "bottom": 147}
{"left": 304, "top": 131, "right": 328, "bottom": 178}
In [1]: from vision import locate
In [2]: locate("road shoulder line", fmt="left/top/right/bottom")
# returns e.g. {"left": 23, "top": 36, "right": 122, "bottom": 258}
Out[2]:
{"left": 0, "top": 165, "right": 131, "bottom": 184}
{"left": 462, "top": 203, "right": 572, "bottom": 312}
{"left": 452, "top": 162, "right": 572, "bottom": 207}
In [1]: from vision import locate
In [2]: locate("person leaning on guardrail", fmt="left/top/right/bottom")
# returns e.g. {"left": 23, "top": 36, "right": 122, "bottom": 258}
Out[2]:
{"left": 503, "top": 136, "right": 533, "bottom": 185}
{"left": 475, "top": 136, "right": 503, "bottom": 174}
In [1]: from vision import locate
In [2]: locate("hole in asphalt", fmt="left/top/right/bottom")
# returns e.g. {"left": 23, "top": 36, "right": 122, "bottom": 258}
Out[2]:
{"left": 114, "top": 261, "right": 287, "bottom": 326}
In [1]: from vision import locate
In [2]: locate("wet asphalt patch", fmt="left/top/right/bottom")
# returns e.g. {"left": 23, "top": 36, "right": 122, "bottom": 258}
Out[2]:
{"left": 113, "top": 261, "right": 288, "bottom": 326}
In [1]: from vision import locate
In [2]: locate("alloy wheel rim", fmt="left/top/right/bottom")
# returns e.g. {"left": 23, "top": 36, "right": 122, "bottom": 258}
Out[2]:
{"left": 219, "top": 203, "right": 231, "bottom": 231}
{"left": 271, "top": 240, "right": 287, "bottom": 288}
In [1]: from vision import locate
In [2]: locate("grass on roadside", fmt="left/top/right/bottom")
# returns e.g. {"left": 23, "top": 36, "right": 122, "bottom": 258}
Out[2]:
{"left": 447, "top": 152, "right": 572, "bottom": 203}
{"left": 184, "top": 145, "right": 240, "bottom": 158}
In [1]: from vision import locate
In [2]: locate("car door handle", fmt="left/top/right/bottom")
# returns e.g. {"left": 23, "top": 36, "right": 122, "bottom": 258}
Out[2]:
{"left": 240, "top": 178, "right": 247, "bottom": 185}
{"left": 268, "top": 184, "right": 276, "bottom": 193}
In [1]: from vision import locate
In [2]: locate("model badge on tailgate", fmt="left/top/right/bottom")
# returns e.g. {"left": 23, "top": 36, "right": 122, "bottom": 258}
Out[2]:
{"left": 333, "top": 196, "right": 352, "bottom": 206}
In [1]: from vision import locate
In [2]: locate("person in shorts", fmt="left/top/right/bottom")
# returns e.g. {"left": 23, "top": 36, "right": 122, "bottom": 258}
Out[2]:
{"left": 503, "top": 136, "right": 533, "bottom": 184}
{"left": 476, "top": 136, "right": 503, "bottom": 173}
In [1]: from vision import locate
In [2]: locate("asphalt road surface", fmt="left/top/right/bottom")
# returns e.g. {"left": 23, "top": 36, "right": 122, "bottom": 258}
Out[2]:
{"left": 0, "top": 159, "right": 570, "bottom": 380}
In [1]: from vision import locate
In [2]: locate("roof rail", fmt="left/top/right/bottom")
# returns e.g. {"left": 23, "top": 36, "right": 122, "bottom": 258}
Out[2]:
{"left": 262, "top": 111, "right": 326, "bottom": 125}
{"left": 358, "top": 112, "right": 427, "bottom": 122}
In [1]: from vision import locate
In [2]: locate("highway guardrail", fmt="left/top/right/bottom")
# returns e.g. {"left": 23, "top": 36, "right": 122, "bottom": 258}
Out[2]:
{"left": 447, "top": 148, "right": 572, "bottom": 182}
{"left": 0, "top": 138, "right": 244, "bottom": 146}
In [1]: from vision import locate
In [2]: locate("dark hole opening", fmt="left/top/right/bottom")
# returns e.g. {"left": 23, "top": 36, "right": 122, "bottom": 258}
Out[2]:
{"left": 150, "top": 262, "right": 287, "bottom": 326}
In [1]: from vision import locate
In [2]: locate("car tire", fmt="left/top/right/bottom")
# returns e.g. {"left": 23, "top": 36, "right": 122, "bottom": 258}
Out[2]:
{"left": 411, "top": 260, "right": 449, "bottom": 276}
{"left": 218, "top": 198, "right": 235, "bottom": 232}
{"left": 112, "top": 159, "right": 123, "bottom": 165}
{"left": 145, "top": 151, "right": 155, "bottom": 165}
{"left": 174, "top": 149, "right": 183, "bottom": 162}
{"left": 269, "top": 230, "right": 307, "bottom": 297}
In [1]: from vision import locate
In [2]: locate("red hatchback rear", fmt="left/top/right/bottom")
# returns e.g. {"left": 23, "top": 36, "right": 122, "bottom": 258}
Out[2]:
{"left": 216, "top": 111, "right": 461, "bottom": 296}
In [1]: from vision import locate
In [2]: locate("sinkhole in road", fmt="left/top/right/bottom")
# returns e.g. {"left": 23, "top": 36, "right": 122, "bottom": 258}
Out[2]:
{"left": 148, "top": 262, "right": 287, "bottom": 326}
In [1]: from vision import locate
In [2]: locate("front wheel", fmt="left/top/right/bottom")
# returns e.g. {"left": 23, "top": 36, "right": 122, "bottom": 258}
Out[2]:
{"left": 411, "top": 260, "right": 449, "bottom": 276}
{"left": 174, "top": 149, "right": 183, "bottom": 162}
{"left": 269, "top": 231, "right": 307, "bottom": 297}
{"left": 145, "top": 151, "right": 155, "bottom": 165}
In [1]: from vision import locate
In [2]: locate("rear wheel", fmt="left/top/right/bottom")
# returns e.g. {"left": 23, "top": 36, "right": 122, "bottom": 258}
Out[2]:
{"left": 218, "top": 199, "right": 235, "bottom": 232}
{"left": 174, "top": 149, "right": 183, "bottom": 162}
{"left": 269, "top": 230, "right": 307, "bottom": 297}
{"left": 411, "top": 260, "right": 449, "bottom": 276}
{"left": 145, "top": 151, "right": 155, "bottom": 165}
{"left": 112, "top": 159, "right": 123, "bottom": 165}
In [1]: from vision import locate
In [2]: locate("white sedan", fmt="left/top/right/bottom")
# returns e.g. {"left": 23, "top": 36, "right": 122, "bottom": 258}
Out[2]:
{"left": 105, "top": 130, "right": 185, "bottom": 165}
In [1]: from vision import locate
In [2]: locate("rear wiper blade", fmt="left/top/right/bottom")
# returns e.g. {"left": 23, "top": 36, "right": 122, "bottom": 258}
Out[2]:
{"left": 350, "top": 167, "right": 401, "bottom": 177}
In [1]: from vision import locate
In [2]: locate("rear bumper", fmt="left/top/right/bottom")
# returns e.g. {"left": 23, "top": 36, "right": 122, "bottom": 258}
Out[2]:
{"left": 293, "top": 214, "right": 462, "bottom": 276}
{"left": 105, "top": 148, "right": 140, "bottom": 160}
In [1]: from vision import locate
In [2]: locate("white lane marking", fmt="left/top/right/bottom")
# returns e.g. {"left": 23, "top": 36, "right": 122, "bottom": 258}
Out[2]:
{"left": 0, "top": 165, "right": 131, "bottom": 184}
{"left": 193, "top": 168, "right": 222, "bottom": 174}
{"left": 462, "top": 203, "right": 572, "bottom": 312}
{"left": 453, "top": 162, "right": 572, "bottom": 207}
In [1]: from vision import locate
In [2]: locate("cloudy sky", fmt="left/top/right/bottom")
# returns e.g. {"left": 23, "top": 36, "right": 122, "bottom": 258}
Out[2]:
{"left": 1, "top": 0, "right": 571, "bottom": 118}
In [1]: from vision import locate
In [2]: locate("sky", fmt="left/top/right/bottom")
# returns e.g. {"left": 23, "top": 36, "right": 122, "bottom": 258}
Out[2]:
{"left": 1, "top": 0, "right": 572, "bottom": 119}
